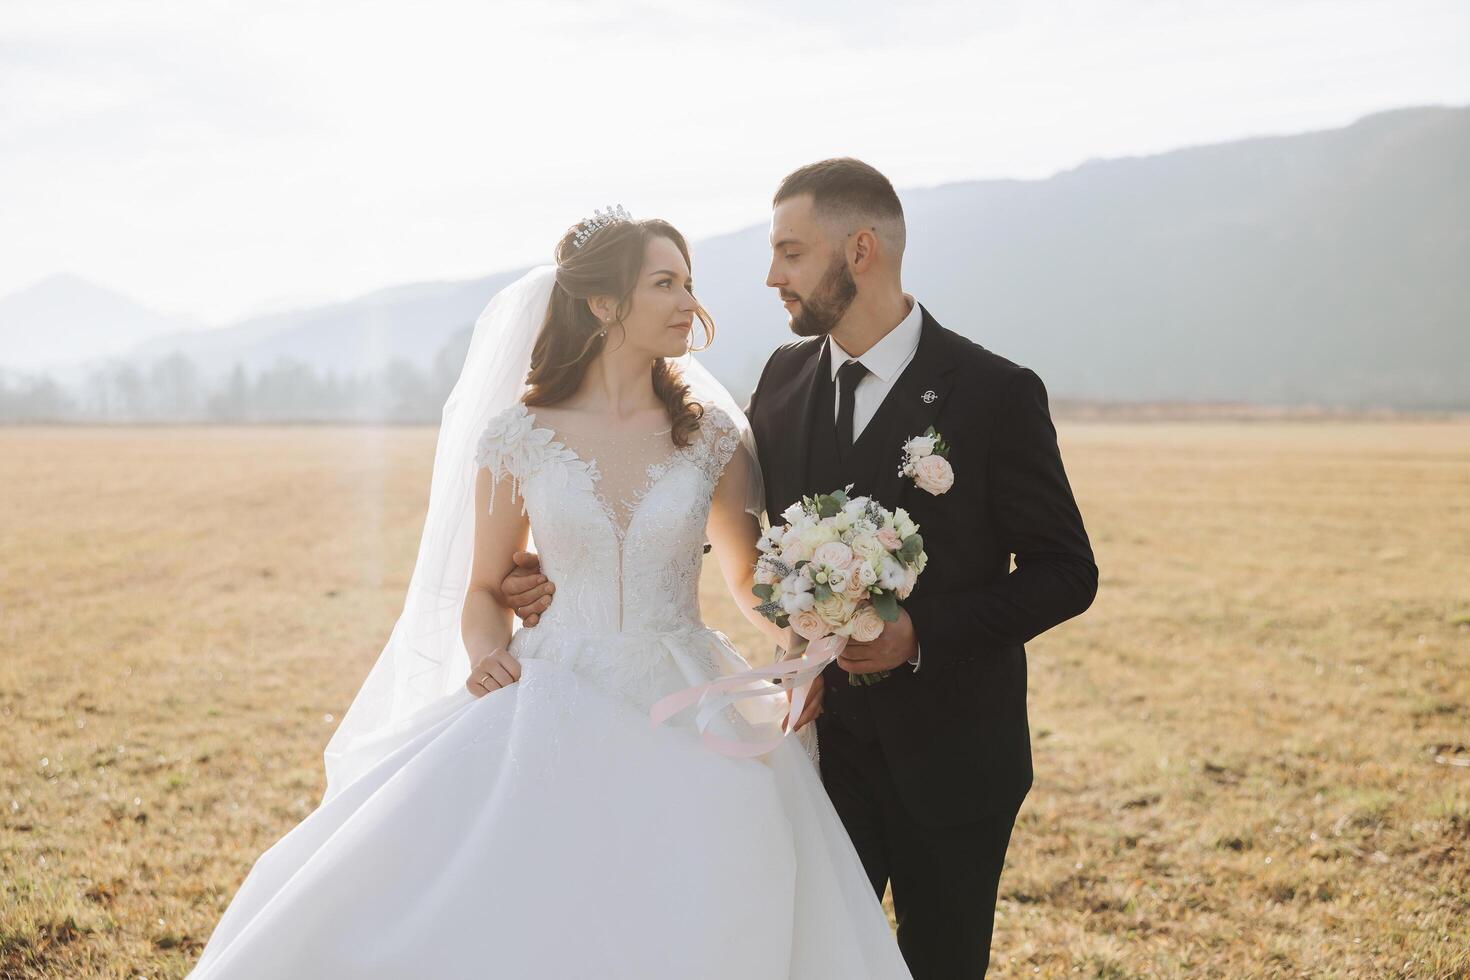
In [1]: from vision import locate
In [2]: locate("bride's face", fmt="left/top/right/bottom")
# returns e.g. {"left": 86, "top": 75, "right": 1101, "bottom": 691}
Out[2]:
{"left": 605, "top": 236, "right": 698, "bottom": 360}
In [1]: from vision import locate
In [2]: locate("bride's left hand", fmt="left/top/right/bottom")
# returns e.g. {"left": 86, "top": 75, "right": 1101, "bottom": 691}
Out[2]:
{"left": 783, "top": 673, "right": 825, "bottom": 732}
{"left": 465, "top": 648, "right": 521, "bottom": 698}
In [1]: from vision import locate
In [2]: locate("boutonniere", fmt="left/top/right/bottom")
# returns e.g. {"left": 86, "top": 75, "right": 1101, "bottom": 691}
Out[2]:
{"left": 897, "top": 426, "right": 954, "bottom": 495}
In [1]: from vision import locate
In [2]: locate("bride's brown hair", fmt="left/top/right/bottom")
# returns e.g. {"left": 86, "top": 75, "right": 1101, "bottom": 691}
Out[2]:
{"left": 524, "top": 218, "right": 714, "bottom": 449}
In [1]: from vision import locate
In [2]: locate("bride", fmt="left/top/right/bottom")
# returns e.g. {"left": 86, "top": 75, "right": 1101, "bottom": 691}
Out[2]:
{"left": 185, "top": 209, "right": 912, "bottom": 978}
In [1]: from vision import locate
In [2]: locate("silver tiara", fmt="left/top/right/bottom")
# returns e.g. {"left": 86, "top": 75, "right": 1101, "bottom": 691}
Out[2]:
{"left": 572, "top": 204, "right": 633, "bottom": 248}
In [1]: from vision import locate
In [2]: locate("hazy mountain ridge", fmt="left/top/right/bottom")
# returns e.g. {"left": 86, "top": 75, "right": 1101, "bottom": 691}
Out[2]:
{"left": 3, "top": 105, "right": 1466, "bottom": 420}
{"left": 0, "top": 274, "right": 203, "bottom": 371}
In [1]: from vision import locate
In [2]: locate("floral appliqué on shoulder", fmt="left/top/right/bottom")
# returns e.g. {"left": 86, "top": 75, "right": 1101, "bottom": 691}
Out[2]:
{"left": 475, "top": 403, "right": 600, "bottom": 515}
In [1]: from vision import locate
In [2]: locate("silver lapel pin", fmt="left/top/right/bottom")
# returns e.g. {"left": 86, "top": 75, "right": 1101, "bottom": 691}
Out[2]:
{"left": 921, "top": 389, "right": 938, "bottom": 404}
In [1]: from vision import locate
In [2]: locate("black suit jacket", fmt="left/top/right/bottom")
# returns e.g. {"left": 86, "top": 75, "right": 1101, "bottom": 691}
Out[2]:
{"left": 745, "top": 306, "right": 1097, "bottom": 828}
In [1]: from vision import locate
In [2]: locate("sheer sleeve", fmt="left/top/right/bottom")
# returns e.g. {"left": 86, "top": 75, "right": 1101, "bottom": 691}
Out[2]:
{"left": 701, "top": 402, "right": 766, "bottom": 522}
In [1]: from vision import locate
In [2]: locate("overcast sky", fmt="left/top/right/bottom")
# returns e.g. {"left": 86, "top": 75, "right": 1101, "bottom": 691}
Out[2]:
{"left": 3, "top": 0, "right": 1467, "bottom": 325}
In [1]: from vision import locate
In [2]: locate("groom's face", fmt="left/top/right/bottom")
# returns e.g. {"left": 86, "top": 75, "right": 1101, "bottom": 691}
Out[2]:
{"left": 767, "top": 195, "right": 856, "bottom": 337}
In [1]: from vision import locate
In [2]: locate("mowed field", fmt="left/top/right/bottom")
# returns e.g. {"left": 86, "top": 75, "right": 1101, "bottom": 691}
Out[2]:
{"left": 2, "top": 421, "right": 1467, "bottom": 978}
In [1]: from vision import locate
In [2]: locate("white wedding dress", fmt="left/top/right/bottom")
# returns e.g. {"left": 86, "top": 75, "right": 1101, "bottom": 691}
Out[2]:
{"left": 188, "top": 400, "right": 911, "bottom": 979}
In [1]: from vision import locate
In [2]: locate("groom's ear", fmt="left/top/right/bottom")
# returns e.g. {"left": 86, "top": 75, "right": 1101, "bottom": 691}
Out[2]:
{"left": 850, "top": 227, "right": 880, "bottom": 275}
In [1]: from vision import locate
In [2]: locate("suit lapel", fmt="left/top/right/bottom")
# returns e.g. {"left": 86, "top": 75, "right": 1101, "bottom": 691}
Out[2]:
{"left": 794, "top": 338, "right": 831, "bottom": 481}
{"left": 764, "top": 338, "right": 828, "bottom": 517}
{"left": 763, "top": 308, "right": 957, "bottom": 514}
{"left": 867, "top": 307, "right": 958, "bottom": 510}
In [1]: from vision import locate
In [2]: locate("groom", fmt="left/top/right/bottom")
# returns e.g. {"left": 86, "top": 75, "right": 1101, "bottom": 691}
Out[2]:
{"left": 747, "top": 158, "right": 1096, "bottom": 977}
{"left": 503, "top": 158, "right": 1097, "bottom": 977}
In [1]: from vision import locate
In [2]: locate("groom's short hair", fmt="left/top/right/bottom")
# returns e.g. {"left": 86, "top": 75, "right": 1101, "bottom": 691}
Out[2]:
{"left": 774, "top": 158, "right": 906, "bottom": 257}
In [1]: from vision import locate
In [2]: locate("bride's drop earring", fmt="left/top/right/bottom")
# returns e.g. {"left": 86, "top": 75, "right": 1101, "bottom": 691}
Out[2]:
{"left": 599, "top": 314, "right": 609, "bottom": 338}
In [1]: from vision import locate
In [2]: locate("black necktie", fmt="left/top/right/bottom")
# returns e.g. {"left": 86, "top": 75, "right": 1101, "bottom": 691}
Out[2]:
{"left": 835, "top": 359, "right": 869, "bottom": 457}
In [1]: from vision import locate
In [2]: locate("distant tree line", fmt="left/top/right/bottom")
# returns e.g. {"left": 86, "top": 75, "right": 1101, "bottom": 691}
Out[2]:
{"left": 0, "top": 330, "right": 472, "bottom": 423}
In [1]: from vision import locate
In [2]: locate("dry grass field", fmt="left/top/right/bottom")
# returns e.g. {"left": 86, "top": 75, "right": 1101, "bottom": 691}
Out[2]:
{"left": 2, "top": 421, "right": 1467, "bottom": 978}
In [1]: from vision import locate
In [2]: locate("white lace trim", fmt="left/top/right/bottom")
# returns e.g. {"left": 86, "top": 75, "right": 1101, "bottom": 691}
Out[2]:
{"left": 474, "top": 403, "right": 600, "bottom": 516}
{"left": 474, "top": 401, "right": 740, "bottom": 520}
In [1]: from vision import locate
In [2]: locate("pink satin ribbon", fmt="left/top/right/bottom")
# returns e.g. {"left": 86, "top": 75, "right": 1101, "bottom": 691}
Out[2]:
{"left": 649, "top": 634, "right": 849, "bottom": 757}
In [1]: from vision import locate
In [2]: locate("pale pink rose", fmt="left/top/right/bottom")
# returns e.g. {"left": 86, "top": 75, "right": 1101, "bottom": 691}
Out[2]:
{"left": 850, "top": 603, "right": 885, "bottom": 642}
{"left": 812, "top": 541, "right": 854, "bottom": 569}
{"left": 896, "top": 565, "right": 919, "bottom": 600}
{"left": 912, "top": 455, "right": 954, "bottom": 495}
{"left": 791, "top": 609, "right": 828, "bottom": 642}
{"left": 842, "top": 569, "right": 870, "bottom": 600}
{"left": 753, "top": 561, "right": 779, "bottom": 586}
{"left": 876, "top": 527, "right": 903, "bottom": 551}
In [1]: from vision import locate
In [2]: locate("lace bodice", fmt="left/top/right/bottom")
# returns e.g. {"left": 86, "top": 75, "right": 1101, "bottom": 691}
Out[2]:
{"left": 472, "top": 398, "right": 813, "bottom": 761}
{"left": 475, "top": 400, "right": 743, "bottom": 636}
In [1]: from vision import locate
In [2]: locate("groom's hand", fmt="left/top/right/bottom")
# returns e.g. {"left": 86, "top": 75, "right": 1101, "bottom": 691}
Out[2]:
{"left": 501, "top": 551, "right": 554, "bottom": 626}
{"left": 838, "top": 607, "right": 918, "bottom": 675}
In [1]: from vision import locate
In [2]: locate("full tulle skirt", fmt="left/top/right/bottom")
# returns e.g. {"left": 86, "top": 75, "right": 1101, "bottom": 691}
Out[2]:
{"left": 188, "top": 630, "right": 911, "bottom": 979}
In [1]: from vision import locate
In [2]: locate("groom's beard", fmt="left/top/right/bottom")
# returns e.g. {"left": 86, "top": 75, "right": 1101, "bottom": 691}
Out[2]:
{"left": 785, "top": 254, "right": 857, "bottom": 338}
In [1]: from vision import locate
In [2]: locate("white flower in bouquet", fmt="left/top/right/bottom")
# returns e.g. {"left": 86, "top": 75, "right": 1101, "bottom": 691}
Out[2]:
{"left": 851, "top": 533, "right": 886, "bottom": 562}
{"left": 814, "top": 591, "right": 857, "bottom": 626}
{"left": 878, "top": 554, "right": 906, "bottom": 591}
{"left": 799, "top": 523, "right": 839, "bottom": 555}
{"left": 778, "top": 566, "right": 815, "bottom": 615}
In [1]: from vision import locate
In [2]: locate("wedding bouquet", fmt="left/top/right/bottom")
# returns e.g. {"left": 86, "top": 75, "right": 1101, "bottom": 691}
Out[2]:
{"left": 752, "top": 486, "right": 927, "bottom": 686}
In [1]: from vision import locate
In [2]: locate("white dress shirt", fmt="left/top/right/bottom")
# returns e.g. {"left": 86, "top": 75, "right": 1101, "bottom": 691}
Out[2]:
{"left": 827, "top": 295, "right": 925, "bottom": 671}
{"left": 827, "top": 294, "right": 924, "bottom": 439}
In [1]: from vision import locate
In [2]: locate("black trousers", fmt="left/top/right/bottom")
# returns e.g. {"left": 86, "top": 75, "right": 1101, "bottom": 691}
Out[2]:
{"left": 817, "top": 720, "right": 1020, "bottom": 979}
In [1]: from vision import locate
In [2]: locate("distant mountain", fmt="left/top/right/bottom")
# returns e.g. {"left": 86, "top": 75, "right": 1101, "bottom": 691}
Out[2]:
{"left": 125, "top": 272, "right": 526, "bottom": 380}
{"left": 0, "top": 274, "right": 202, "bottom": 371}
{"left": 689, "top": 105, "right": 1470, "bottom": 409}
{"left": 7, "top": 104, "right": 1467, "bottom": 414}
